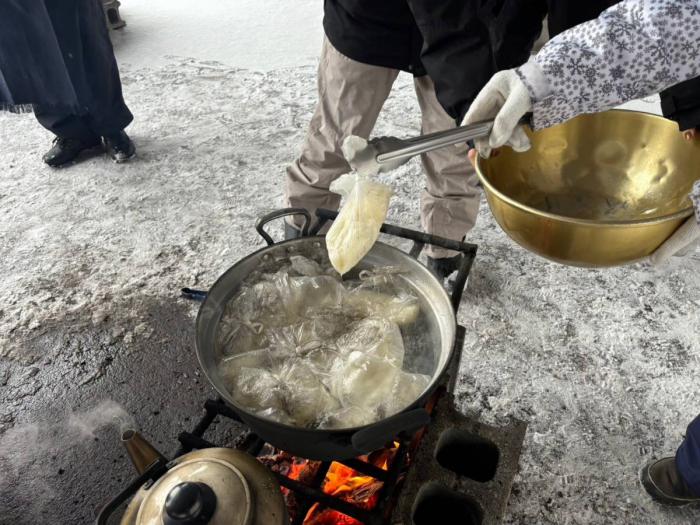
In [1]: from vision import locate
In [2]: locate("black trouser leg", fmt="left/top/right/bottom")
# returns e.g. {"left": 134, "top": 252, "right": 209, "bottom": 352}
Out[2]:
{"left": 34, "top": 109, "right": 97, "bottom": 141}
{"left": 676, "top": 414, "right": 700, "bottom": 496}
{"left": 75, "top": 0, "right": 133, "bottom": 136}
{"left": 40, "top": 0, "right": 133, "bottom": 139}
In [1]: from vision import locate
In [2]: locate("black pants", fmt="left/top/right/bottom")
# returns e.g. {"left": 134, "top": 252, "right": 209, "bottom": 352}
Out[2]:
{"left": 546, "top": 1, "right": 616, "bottom": 37}
{"left": 35, "top": 0, "right": 132, "bottom": 140}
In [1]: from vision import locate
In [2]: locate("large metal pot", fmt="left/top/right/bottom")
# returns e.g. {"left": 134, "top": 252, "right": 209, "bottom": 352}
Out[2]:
{"left": 476, "top": 110, "right": 700, "bottom": 267}
{"left": 195, "top": 211, "right": 457, "bottom": 460}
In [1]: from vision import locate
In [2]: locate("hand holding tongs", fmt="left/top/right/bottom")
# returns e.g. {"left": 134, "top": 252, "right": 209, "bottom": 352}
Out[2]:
{"left": 345, "top": 115, "right": 532, "bottom": 176}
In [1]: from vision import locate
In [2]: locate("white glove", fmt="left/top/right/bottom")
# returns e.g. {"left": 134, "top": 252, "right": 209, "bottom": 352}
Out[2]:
{"left": 648, "top": 217, "right": 700, "bottom": 266}
{"left": 462, "top": 69, "right": 532, "bottom": 158}
{"left": 342, "top": 135, "right": 407, "bottom": 177}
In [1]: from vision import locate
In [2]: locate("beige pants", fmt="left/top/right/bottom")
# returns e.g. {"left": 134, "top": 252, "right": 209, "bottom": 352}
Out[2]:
{"left": 285, "top": 38, "right": 480, "bottom": 258}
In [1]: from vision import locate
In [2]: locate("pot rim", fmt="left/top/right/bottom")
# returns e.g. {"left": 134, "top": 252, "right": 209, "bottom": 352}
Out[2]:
{"left": 195, "top": 236, "right": 457, "bottom": 435}
{"left": 475, "top": 109, "right": 697, "bottom": 228}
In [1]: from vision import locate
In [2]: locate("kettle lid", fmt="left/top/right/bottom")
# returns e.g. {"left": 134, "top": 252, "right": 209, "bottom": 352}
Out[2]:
{"left": 136, "top": 456, "right": 253, "bottom": 525}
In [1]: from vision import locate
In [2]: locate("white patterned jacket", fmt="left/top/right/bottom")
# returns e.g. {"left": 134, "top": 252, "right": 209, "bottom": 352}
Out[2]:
{"left": 516, "top": 0, "right": 700, "bottom": 221}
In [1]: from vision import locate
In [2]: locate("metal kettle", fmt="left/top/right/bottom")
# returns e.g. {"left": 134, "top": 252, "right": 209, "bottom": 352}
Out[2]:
{"left": 118, "top": 430, "right": 288, "bottom": 525}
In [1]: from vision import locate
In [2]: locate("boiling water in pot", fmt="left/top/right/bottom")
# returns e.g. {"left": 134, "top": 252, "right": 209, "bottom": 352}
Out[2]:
{"left": 214, "top": 246, "right": 438, "bottom": 430}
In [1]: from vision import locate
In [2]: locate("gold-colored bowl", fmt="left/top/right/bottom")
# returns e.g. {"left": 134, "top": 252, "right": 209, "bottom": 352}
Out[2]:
{"left": 476, "top": 110, "right": 700, "bottom": 267}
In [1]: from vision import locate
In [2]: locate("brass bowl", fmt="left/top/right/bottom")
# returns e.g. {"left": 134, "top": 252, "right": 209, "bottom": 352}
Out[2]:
{"left": 475, "top": 110, "right": 700, "bottom": 267}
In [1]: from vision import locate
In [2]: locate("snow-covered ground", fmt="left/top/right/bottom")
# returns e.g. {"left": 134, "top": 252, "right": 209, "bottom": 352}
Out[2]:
{"left": 0, "top": 2, "right": 697, "bottom": 524}
{"left": 111, "top": 0, "right": 324, "bottom": 70}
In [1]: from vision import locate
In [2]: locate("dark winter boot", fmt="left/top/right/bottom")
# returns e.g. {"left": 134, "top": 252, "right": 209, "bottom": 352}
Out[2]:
{"left": 42, "top": 136, "right": 102, "bottom": 167}
{"left": 641, "top": 457, "right": 700, "bottom": 506}
{"left": 427, "top": 254, "right": 464, "bottom": 281}
{"left": 103, "top": 131, "right": 136, "bottom": 163}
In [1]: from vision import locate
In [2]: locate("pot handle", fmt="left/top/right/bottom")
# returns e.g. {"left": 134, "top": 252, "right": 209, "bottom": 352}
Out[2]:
{"left": 351, "top": 408, "right": 431, "bottom": 454}
{"left": 255, "top": 208, "right": 312, "bottom": 246}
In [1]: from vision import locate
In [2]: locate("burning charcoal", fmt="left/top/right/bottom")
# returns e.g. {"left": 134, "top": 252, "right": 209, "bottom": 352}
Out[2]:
{"left": 335, "top": 318, "right": 405, "bottom": 367}
{"left": 258, "top": 451, "right": 323, "bottom": 523}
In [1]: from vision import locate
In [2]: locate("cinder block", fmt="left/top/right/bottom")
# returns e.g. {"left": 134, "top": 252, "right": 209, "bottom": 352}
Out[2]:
{"left": 396, "top": 397, "right": 527, "bottom": 525}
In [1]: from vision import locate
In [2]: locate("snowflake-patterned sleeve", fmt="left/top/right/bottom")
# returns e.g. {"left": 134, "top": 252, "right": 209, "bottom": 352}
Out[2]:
{"left": 516, "top": 0, "right": 700, "bottom": 223}
{"left": 517, "top": 0, "right": 700, "bottom": 130}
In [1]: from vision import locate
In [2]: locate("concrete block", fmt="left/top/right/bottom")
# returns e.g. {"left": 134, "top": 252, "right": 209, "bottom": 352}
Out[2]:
{"left": 396, "top": 398, "right": 527, "bottom": 525}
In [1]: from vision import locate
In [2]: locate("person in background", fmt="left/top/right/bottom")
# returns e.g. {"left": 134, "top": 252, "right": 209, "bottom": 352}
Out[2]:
{"left": 284, "top": 0, "right": 543, "bottom": 280}
{"left": 463, "top": 0, "right": 700, "bottom": 506}
{"left": 0, "top": 0, "right": 135, "bottom": 167}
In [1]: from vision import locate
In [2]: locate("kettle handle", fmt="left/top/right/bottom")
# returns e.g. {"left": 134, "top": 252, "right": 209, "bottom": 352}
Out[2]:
{"left": 95, "top": 458, "right": 169, "bottom": 525}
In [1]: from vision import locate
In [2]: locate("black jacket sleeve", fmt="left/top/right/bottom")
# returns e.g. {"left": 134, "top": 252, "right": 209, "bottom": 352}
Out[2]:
{"left": 660, "top": 77, "right": 700, "bottom": 131}
{"left": 406, "top": 0, "right": 546, "bottom": 122}
{"left": 546, "top": 0, "right": 616, "bottom": 38}
{"left": 484, "top": 1, "right": 548, "bottom": 69}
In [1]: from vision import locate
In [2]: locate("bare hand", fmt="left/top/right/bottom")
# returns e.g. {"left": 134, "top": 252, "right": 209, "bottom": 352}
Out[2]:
{"left": 683, "top": 128, "right": 698, "bottom": 141}
{"left": 467, "top": 147, "right": 500, "bottom": 168}
{"left": 467, "top": 148, "right": 478, "bottom": 168}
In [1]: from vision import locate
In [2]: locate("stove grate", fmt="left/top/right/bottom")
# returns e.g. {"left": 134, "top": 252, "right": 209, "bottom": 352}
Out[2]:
{"left": 174, "top": 396, "right": 433, "bottom": 525}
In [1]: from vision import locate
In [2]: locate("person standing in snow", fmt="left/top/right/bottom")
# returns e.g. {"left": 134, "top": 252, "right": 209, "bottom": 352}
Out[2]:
{"left": 0, "top": 0, "right": 135, "bottom": 167}
{"left": 464, "top": 0, "right": 700, "bottom": 506}
{"left": 284, "top": 0, "right": 543, "bottom": 280}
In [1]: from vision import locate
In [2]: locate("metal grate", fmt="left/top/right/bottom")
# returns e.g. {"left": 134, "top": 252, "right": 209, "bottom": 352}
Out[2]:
{"left": 176, "top": 399, "right": 415, "bottom": 525}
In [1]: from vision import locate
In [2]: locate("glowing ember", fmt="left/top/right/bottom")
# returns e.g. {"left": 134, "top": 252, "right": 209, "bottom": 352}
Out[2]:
{"left": 304, "top": 508, "right": 364, "bottom": 525}
{"left": 302, "top": 443, "right": 399, "bottom": 524}
{"left": 259, "top": 442, "right": 401, "bottom": 524}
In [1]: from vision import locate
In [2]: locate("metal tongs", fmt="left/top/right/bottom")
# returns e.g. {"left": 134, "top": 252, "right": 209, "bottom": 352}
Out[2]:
{"left": 346, "top": 115, "right": 532, "bottom": 175}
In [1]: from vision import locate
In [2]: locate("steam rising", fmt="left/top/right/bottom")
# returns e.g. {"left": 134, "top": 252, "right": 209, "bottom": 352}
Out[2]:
{"left": 0, "top": 400, "right": 133, "bottom": 520}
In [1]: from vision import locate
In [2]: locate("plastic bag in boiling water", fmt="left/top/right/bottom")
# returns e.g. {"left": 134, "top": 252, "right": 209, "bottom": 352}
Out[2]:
{"left": 277, "top": 360, "right": 341, "bottom": 427}
{"left": 216, "top": 256, "right": 432, "bottom": 429}
{"left": 343, "top": 289, "right": 419, "bottom": 326}
{"left": 334, "top": 318, "right": 405, "bottom": 367}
